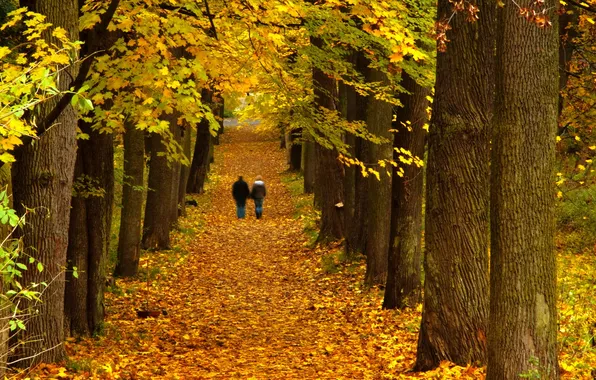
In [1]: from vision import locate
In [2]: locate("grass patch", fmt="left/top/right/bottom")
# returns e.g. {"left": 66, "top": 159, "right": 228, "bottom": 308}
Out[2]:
{"left": 66, "top": 358, "right": 93, "bottom": 373}
{"left": 321, "top": 248, "right": 362, "bottom": 274}
{"left": 280, "top": 172, "right": 319, "bottom": 246}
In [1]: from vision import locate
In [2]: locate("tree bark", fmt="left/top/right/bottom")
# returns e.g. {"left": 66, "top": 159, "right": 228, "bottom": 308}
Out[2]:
{"left": 363, "top": 68, "right": 393, "bottom": 286}
{"left": 141, "top": 131, "right": 174, "bottom": 250}
{"left": 344, "top": 53, "right": 368, "bottom": 258}
{"left": 288, "top": 128, "right": 302, "bottom": 171}
{"left": 169, "top": 120, "right": 182, "bottom": 227}
{"left": 178, "top": 124, "right": 192, "bottom": 217}
{"left": 311, "top": 37, "right": 344, "bottom": 241}
{"left": 65, "top": 155, "right": 89, "bottom": 337}
{"left": 302, "top": 136, "right": 316, "bottom": 194}
{"left": 187, "top": 91, "right": 212, "bottom": 194}
{"left": 115, "top": 122, "right": 145, "bottom": 277}
{"left": 65, "top": 125, "right": 114, "bottom": 337}
{"left": 487, "top": 3, "right": 559, "bottom": 379}
{"left": 415, "top": 0, "right": 495, "bottom": 370}
{"left": 10, "top": 0, "right": 78, "bottom": 365}
{"left": 383, "top": 73, "right": 429, "bottom": 309}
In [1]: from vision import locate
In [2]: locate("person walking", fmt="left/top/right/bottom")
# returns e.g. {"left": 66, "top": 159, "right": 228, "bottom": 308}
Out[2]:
{"left": 232, "top": 176, "right": 250, "bottom": 219}
{"left": 250, "top": 175, "right": 267, "bottom": 219}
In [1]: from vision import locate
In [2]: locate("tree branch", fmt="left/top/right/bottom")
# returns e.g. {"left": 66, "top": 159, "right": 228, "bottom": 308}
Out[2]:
{"left": 36, "top": 0, "right": 122, "bottom": 134}
{"left": 566, "top": 0, "right": 596, "bottom": 13}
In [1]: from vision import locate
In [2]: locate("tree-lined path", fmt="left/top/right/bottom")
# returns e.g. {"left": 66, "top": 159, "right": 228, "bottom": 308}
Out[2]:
{"left": 57, "top": 125, "right": 470, "bottom": 379}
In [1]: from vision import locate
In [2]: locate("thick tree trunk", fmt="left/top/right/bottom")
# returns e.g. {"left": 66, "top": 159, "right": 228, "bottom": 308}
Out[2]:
{"left": 115, "top": 122, "right": 145, "bottom": 277}
{"left": 302, "top": 136, "right": 316, "bottom": 194}
{"left": 315, "top": 144, "right": 344, "bottom": 240}
{"left": 383, "top": 74, "right": 429, "bottom": 309}
{"left": 178, "top": 125, "right": 192, "bottom": 217}
{"left": 311, "top": 37, "right": 344, "bottom": 241}
{"left": 487, "top": 3, "right": 559, "bottom": 379}
{"left": 415, "top": 0, "right": 495, "bottom": 370}
{"left": 65, "top": 125, "right": 114, "bottom": 337}
{"left": 344, "top": 53, "right": 368, "bottom": 257}
{"left": 10, "top": 0, "right": 78, "bottom": 365}
{"left": 187, "top": 91, "right": 212, "bottom": 194}
{"left": 65, "top": 155, "right": 89, "bottom": 337}
{"left": 142, "top": 131, "right": 174, "bottom": 250}
{"left": 363, "top": 68, "right": 393, "bottom": 286}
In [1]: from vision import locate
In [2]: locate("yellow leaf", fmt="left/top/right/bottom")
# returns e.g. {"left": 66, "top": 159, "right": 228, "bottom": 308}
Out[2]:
{"left": 0, "top": 46, "right": 11, "bottom": 60}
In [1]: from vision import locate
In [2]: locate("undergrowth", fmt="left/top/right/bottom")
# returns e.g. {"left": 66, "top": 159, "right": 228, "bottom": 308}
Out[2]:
{"left": 280, "top": 172, "right": 319, "bottom": 247}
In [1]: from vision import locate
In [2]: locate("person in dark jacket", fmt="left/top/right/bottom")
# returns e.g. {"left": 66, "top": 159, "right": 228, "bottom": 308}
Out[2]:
{"left": 250, "top": 175, "right": 267, "bottom": 219}
{"left": 232, "top": 176, "right": 250, "bottom": 219}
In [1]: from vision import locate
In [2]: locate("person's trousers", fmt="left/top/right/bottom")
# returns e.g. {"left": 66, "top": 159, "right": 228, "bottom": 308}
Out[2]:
{"left": 254, "top": 198, "right": 264, "bottom": 219}
{"left": 236, "top": 202, "right": 246, "bottom": 219}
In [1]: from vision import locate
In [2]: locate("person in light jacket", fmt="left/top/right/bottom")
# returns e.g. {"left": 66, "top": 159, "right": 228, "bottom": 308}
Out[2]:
{"left": 250, "top": 175, "right": 267, "bottom": 219}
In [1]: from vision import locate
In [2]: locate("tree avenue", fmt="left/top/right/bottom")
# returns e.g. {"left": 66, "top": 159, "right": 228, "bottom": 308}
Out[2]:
{"left": 0, "top": 0, "right": 591, "bottom": 376}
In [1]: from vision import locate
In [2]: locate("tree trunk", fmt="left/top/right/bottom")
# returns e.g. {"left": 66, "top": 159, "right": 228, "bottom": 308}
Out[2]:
{"left": 302, "top": 136, "right": 316, "bottom": 194}
{"left": 65, "top": 155, "right": 89, "bottom": 337}
{"left": 169, "top": 120, "right": 182, "bottom": 227}
{"left": 289, "top": 128, "right": 302, "bottom": 171}
{"left": 487, "top": 3, "right": 559, "bottom": 379}
{"left": 363, "top": 68, "right": 393, "bottom": 286}
{"left": 178, "top": 124, "right": 192, "bottom": 217}
{"left": 65, "top": 124, "right": 114, "bottom": 337}
{"left": 115, "top": 122, "right": 145, "bottom": 277}
{"left": 344, "top": 53, "right": 368, "bottom": 258}
{"left": 213, "top": 94, "right": 223, "bottom": 146}
{"left": 142, "top": 131, "right": 174, "bottom": 250}
{"left": 187, "top": 91, "right": 212, "bottom": 194}
{"left": 315, "top": 144, "right": 344, "bottom": 240}
{"left": 10, "top": 0, "right": 78, "bottom": 365}
{"left": 311, "top": 37, "right": 344, "bottom": 241}
{"left": 415, "top": 0, "right": 495, "bottom": 370}
{"left": 383, "top": 74, "right": 429, "bottom": 309}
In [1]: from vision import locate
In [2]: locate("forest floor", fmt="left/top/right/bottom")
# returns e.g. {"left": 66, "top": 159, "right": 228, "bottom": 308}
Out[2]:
{"left": 19, "top": 126, "right": 596, "bottom": 379}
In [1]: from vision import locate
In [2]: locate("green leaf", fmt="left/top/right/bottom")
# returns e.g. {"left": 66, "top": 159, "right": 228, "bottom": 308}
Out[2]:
{"left": 16, "top": 263, "right": 27, "bottom": 270}
{"left": 37, "top": 262, "right": 43, "bottom": 272}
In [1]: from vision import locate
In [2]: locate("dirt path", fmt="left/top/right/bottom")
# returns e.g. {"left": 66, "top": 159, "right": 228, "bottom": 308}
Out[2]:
{"left": 60, "top": 125, "right": 436, "bottom": 379}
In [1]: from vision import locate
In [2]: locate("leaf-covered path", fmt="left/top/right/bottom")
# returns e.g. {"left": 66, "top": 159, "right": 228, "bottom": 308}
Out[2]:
{"left": 55, "top": 125, "right": 484, "bottom": 379}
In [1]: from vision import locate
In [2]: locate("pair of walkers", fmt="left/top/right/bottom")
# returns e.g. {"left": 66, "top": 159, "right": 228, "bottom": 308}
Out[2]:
{"left": 232, "top": 176, "right": 266, "bottom": 219}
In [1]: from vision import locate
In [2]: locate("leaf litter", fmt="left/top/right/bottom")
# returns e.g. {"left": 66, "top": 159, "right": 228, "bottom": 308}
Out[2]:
{"left": 16, "top": 126, "right": 596, "bottom": 379}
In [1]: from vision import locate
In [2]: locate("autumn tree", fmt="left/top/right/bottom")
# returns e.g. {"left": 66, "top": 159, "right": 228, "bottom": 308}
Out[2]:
{"left": 142, "top": 124, "right": 178, "bottom": 250}
{"left": 487, "top": 1, "right": 560, "bottom": 377}
{"left": 65, "top": 127, "right": 114, "bottom": 337}
{"left": 363, "top": 68, "right": 393, "bottom": 286}
{"left": 178, "top": 124, "right": 192, "bottom": 217}
{"left": 383, "top": 73, "right": 429, "bottom": 309}
{"left": 311, "top": 36, "right": 345, "bottom": 241}
{"left": 415, "top": 0, "right": 495, "bottom": 370}
{"left": 65, "top": 26, "right": 119, "bottom": 338}
{"left": 115, "top": 121, "right": 145, "bottom": 277}
{"left": 343, "top": 53, "right": 368, "bottom": 258}
{"left": 187, "top": 90, "right": 215, "bottom": 194}
{"left": 10, "top": 0, "right": 80, "bottom": 365}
